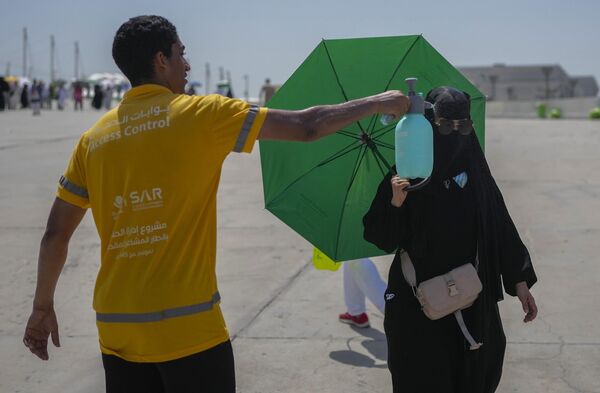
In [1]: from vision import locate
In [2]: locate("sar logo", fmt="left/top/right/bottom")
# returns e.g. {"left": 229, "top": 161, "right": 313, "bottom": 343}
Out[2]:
{"left": 130, "top": 188, "right": 164, "bottom": 211}
{"left": 113, "top": 195, "right": 127, "bottom": 210}
{"left": 111, "top": 187, "right": 164, "bottom": 219}
{"left": 112, "top": 195, "right": 127, "bottom": 220}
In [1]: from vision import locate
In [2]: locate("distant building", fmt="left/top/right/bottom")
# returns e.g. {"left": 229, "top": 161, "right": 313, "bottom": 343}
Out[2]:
{"left": 459, "top": 64, "right": 599, "bottom": 101}
{"left": 571, "top": 76, "right": 599, "bottom": 98}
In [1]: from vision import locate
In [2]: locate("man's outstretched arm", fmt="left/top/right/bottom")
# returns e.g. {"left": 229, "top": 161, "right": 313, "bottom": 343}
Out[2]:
{"left": 258, "top": 90, "right": 409, "bottom": 142}
{"left": 23, "top": 198, "right": 86, "bottom": 360}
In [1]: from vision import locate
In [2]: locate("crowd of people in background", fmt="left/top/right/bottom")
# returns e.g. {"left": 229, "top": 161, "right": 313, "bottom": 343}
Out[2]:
{"left": 0, "top": 75, "right": 280, "bottom": 114}
{"left": 0, "top": 76, "right": 131, "bottom": 114}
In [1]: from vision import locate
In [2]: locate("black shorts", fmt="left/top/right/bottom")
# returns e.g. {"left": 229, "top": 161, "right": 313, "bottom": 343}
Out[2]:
{"left": 102, "top": 340, "right": 235, "bottom": 393}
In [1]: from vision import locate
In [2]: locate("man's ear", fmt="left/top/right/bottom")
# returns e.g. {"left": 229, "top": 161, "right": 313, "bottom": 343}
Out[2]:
{"left": 153, "top": 51, "right": 169, "bottom": 73}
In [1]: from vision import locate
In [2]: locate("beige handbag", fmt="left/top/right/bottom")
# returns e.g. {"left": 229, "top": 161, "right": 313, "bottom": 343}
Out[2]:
{"left": 400, "top": 252, "right": 483, "bottom": 350}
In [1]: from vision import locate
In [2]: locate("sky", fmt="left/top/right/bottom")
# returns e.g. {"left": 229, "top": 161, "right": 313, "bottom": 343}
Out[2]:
{"left": 1, "top": 0, "right": 599, "bottom": 98}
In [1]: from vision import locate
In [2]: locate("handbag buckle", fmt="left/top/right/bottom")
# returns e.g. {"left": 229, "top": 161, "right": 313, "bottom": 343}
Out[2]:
{"left": 448, "top": 281, "right": 459, "bottom": 297}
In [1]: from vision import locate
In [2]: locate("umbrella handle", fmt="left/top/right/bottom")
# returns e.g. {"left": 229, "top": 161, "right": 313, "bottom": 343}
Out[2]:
{"left": 405, "top": 177, "right": 430, "bottom": 192}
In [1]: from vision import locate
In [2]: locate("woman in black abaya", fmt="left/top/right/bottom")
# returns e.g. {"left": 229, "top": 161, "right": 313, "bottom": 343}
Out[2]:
{"left": 363, "top": 87, "right": 538, "bottom": 393}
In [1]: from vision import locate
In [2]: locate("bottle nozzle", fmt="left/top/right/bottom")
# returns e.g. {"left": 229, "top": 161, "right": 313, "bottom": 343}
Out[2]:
{"left": 404, "top": 77, "right": 425, "bottom": 114}
{"left": 405, "top": 78, "right": 417, "bottom": 96}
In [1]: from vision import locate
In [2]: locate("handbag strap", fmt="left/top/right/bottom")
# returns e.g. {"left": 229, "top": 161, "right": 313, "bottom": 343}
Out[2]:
{"left": 454, "top": 310, "right": 483, "bottom": 350}
{"left": 400, "top": 252, "right": 417, "bottom": 287}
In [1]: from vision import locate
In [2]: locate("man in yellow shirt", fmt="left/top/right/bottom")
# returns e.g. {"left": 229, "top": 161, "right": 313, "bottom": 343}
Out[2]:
{"left": 23, "top": 15, "right": 409, "bottom": 392}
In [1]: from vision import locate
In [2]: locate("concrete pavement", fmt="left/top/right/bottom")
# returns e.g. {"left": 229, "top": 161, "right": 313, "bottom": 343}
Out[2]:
{"left": 1, "top": 109, "right": 599, "bottom": 392}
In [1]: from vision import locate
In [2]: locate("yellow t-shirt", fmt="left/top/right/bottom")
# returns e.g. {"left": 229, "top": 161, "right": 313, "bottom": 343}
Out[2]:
{"left": 56, "top": 84, "right": 268, "bottom": 362}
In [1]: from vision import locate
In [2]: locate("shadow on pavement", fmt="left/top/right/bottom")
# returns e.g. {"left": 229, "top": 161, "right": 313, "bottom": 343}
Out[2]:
{"left": 329, "top": 325, "right": 388, "bottom": 368}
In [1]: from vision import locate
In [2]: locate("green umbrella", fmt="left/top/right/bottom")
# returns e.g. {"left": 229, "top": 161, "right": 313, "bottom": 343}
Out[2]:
{"left": 259, "top": 35, "right": 485, "bottom": 262}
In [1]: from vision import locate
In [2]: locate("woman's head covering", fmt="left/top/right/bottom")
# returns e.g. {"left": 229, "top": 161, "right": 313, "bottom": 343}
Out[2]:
{"left": 424, "top": 87, "right": 474, "bottom": 183}
{"left": 425, "top": 86, "right": 471, "bottom": 120}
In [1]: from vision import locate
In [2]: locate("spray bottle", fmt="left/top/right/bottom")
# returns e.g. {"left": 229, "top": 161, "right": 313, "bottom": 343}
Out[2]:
{"left": 384, "top": 78, "right": 433, "bottom": 191}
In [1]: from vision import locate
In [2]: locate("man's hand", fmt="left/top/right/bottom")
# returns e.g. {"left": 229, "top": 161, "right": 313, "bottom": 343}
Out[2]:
{"left": 371, "top": 90, "right": 410, "bottom": 122}
{"left": 23, "top": 306, "right": 60, "bottom": 360}
{"left": 23, "top": 197, "right": 86, "bottom": 361}
{"left": 516, "top": 281, "right": 538, "bottom": 323}
{"left": 390, "top": 175, "right": 410, "bottom": 207}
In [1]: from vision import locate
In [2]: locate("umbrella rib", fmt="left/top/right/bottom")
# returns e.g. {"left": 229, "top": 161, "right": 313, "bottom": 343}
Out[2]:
{"left": 365, "top": 113, "right": 377, "bottom": 136}
{"left": 322, "top": 40, "right": 366, "bottom": 133}
{"left": 370, "top": 144, "right": 394, "bottom": 174}
{"left": 337, "top": 130, "right": 362, "bottom": 140}
{"left": 346, "top": 145, "right": 368, "bottom": 193}
{"left": 381, "top": 35, "right": 422, "bottom": 93}
{"left": 367, "top": 142, "right": 389, "bottom": 177}
{"left": 317, "top": 142, "right": 363, "bottom": 168}
{"left": 372, "top": 143, "right": 396, "bottom": 175}
{"left": 373, "top": 140, "right": 394, "bottom": 150}
{"left": 371, "top": 149, "right": 388, "bottom": 177}
{"left": 321, "top": 40, "right": 349, "bottom": 102}
{"left": 367, "top": 114, "right": 382, "bottom": 136}
{"left": 333, "top": 145, "right": 368, "bottom": 260}
{"left": 372, "top": 123, "right": 398, "bottom": 140}
{"left": 370, "top": 124, "right": 396, "bottom": 139}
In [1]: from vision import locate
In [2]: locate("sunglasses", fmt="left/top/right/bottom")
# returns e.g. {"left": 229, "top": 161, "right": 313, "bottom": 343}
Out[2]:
{"left": 434, "top": 118, "right": 474, "bottom": 136}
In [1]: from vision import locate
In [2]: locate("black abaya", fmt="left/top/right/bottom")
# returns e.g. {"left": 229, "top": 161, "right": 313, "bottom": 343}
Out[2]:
{"left": 364, "top": 170, "right": 506, "bottom": 392}
{"left": 362, "top": 87, "right": 537, "bottom": 393}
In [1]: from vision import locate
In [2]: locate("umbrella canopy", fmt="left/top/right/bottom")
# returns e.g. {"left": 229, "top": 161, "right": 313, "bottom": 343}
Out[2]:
{"left": 87, "top": 72, "right": 127, "bottom": 86}
{"left": 17, "top": 76, "right": 31, "bottom": 88}
{"left": 87, "top": 72, "right": 111, "bottom": 83}
{"left": 100, "top": 79, "right": 114, "bottom": 89}
{"left": 259, "top": 35, "right": 485, "bottom": 262}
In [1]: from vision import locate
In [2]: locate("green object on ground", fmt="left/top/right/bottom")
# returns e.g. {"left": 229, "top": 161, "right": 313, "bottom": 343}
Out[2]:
{"left": 259, "top": 35, "right": 486, "bottom": 261}
{"left": 537, "top": 103, "right": 547, "bottom": 119}
{"left": 589, "top": 107, "right": 600, "bottom": 119}
{"left": 549, "top": 108, "right": 562, "bottom": 119}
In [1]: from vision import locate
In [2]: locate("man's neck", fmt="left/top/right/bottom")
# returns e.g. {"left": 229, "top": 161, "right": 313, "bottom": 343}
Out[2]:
{"left": 133, "top": 77, "right": 171, "bottom": 91}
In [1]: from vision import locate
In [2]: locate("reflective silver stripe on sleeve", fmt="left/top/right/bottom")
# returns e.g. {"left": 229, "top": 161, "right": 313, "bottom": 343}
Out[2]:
{"left": 96, "top": 291, "right": 221, "bottom": 323}
{"left": 233, "top": 106, "right": 259, "bottom": 152}
{"left": 59, "top": 176, "right": 89, "bottom": 199}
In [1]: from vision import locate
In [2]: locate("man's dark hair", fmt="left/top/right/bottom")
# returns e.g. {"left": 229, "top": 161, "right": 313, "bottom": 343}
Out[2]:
{"left": 112, "top": 15, "right": 178, "bottom": 85}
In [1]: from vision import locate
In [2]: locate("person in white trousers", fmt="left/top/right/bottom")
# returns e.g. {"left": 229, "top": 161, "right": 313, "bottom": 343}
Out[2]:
{"left": 339, "top": 258, "right": 386, "bottom": 328}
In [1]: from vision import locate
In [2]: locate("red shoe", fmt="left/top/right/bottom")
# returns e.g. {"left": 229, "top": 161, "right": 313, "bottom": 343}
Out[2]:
{"left": 338, "top": 312, "right": 370, "bottom": 328}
